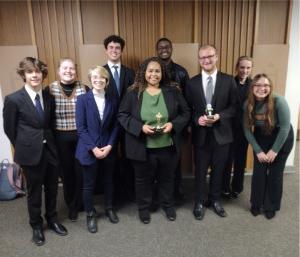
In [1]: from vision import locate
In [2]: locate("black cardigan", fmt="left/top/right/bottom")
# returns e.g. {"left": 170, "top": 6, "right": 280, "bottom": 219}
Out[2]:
{"left": 118, "top": 86, "right": 190, "bottom": 161}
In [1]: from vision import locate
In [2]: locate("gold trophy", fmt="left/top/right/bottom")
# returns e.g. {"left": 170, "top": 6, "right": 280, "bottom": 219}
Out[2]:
{"left": 154, "top": 112, "right": 164, "bottom": 133}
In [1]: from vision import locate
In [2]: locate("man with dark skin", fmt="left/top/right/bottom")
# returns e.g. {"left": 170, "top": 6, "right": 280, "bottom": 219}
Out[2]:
{"left": 156, "top": 37, "right": 189, "bottom": 201}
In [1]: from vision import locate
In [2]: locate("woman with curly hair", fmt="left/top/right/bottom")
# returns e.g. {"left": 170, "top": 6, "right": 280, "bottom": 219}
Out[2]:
{"left": 243, "top": 73, "right": 294, "bottom": 219}
{"left": 118, "top": 57, "right": 190, "bottom": 224}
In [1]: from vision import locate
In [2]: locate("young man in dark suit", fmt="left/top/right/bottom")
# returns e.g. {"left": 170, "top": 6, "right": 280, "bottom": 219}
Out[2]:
{"left": 185, "top": 45, "right": 237, "bottom": 220}
{"left": 103, "top": 35, "right": 135, "bottom": 103}
{"left": 3, "top": 57, "right": 67, "bottom": 246}
{"left": 103, "top": 35, "right": 136, "bottom": 203}
{"left": 156, "top": 37, "right": 190, "bottom": 202}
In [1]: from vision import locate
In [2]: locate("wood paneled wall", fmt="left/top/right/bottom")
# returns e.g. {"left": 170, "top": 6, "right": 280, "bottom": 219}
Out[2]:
{"left": 0, "top": 0, "right": 291, "bottom": 83}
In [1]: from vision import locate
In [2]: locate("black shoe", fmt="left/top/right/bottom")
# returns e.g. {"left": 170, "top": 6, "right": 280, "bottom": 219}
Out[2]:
{"left": 193, "top": 203, "right": 205, "bottom": 220}
{"left": 221, "top": 191, "right": 233, "bottom": 200}
{"left": 265, "top": 211, "right": 276, "bottom": 219}
{"left": 32, "top": 228, "right": 45, "bottom": 246}
{"left": 212, "top": 201, "right": 227, "bottom": 217}
{"left": 230, "top": 191, "right": 239, "bottom": 199}
{"left": 87, "top": 212, "right": 97, "bottom": 233}
{"left": 250, "top": 207, "right": 261, "bottom": 216}
{"left": 139, "top": 210, "right": 151, "bottom": 224}
{"left": 68, "top": 211, "right": 78, "bottom": 222}
{"left": 48, "top": 222, "right": 68, "bottom": 236}
{"left": 105, "top": 209, "right": 119, "bottom": 224}
{"left": 162, "top": 207, "right": 176, "bottom": 221}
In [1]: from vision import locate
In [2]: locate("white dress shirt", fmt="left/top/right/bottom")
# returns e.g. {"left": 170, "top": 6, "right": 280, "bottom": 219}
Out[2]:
{"left": 24, "top": 84, "right": 44, "bottom": 109}
{"left": 201, "top": 69, "right": 217, "bottom": 98}
{"left": 107, "top": 60, "right": 121, "bottom": 76}
{"left": 93, "top": 89, "right": 106, "bottom": 120}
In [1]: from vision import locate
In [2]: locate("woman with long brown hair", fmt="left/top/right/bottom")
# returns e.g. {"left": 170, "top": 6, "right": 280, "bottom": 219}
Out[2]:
{"left": 243, "top": 73, "right": 294, "bottom": 219}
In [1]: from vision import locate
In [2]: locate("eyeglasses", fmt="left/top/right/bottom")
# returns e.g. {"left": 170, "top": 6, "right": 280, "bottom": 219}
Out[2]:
{"left": 199, "top": 54, "right": 215, "bottom": 61}
{"left": 253, "top": 84, "right": 271, "bottom": 88}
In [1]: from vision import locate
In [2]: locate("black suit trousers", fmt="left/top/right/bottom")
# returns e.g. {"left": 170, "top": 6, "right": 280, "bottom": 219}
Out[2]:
{"left": 194, "top": 130, "right": 230, "bottom": 203}
{"left": 222, "top": 123, "right": 249, "bottom": 193}
{"left": 22, "top": 144, "right": 59, "bottom": 229}
{"left": 132, "top": 146, "right": 178, "bottom": 211}
{"left": 55, "top": 130, "right": 83, "bottom": 213}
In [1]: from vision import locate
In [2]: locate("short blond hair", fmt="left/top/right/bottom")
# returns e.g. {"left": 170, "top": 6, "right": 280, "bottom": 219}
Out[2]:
{"left": 88, "top": 66, "right": 110, "bottom": 85}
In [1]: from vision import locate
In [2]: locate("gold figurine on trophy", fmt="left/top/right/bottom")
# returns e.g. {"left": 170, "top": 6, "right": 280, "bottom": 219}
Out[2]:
{"left": 154, "top": 112, "right": 164, "bottom": 133}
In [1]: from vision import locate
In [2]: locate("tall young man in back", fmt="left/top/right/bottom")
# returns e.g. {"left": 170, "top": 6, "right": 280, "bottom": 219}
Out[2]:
{"left": 103, "top": 35, "right": 135, "bottom": 205}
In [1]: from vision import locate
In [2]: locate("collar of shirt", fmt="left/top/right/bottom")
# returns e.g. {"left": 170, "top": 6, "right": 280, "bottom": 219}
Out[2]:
{"left": 108, "top": 61, "right": 121, "bottom": 75}
{"left": 24, "top": 84, "right": 44, "bottom": 108}
{"left": 201, "top": 69, "right": 218, "bottom": 94}
{"left": 92, "top": 88, "right": 105, "bottom": 98}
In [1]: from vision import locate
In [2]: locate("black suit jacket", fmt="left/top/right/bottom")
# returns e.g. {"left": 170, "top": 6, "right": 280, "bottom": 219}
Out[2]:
{"left": 103, "top": 64, "right": 135, "bottom": 103}
{"left": 185, "top": 71, "right": 238, "bottom": 147}
{"left": 3, "top": 87, "right": 58, "bottom": 166}
{"left": 118, "top": 86, "right": 190, "bottom": 161}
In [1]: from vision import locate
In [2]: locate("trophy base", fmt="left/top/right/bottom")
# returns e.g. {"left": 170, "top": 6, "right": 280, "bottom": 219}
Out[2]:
{"left": 153, "top": 127, "right": 164, "bottom": 134}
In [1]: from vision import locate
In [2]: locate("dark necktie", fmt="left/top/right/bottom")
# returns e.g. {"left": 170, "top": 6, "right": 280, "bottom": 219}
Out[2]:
{"left": 35, "top": 94, "right": 44, "bottom": 123}
{"left": 113, "top": 65, "right": 120, "bottom": 95}
{"left": 206, "top": 76, "right": 213, "bottom": 104}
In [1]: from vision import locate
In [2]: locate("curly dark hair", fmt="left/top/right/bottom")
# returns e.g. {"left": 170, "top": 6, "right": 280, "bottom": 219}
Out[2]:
{"left": 129, "top": 57, "right": 170, "bottom": 97}
{"left": 103, "top": 35, "right": 125, "bottom": 50}
{"left": 17, "top": 57, "right": 48, "bottom": 82}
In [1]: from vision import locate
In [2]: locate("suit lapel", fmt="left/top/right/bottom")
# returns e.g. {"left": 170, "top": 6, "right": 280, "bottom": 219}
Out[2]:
{"left": 87, "top": 91, "right": 102, "bottom": 124}
{"left": 42, "top": 90, "right": 50, "bottom": 124}
{"left": 212, "top": 72, "right": 221, "bottom": 107}
{"left": 120, "top": 65, "right": 126, "bottom": 95}
{"left": 102, "top": 95, "right": 111, "bottom": 126}
{"left": 195, "top": 75, "right": 207, "bottom": 106}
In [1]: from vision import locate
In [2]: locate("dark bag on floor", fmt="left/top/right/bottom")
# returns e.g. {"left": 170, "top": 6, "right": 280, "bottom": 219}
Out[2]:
{"left": 0, "top": 159, "right": 26, "bottom": 200}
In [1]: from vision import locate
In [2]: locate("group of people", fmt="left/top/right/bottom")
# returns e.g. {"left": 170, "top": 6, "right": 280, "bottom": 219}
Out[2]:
{"left": 3, "top": 35, "right": 294, "bottom": 246}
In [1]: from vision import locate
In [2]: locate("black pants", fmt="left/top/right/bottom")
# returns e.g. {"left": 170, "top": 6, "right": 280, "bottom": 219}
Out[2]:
{"left": 22, "top": 145, "right": 58, "bottom": 229}
{"left": 251, "top": 126, "right": 294, "bottom": 211}
{"left": 132, "top": 146, "right": 178, "bottom": 211}
{"left": 81, "top": 150, "right": 116, "bottom": 212}
{"left": 194, "top": 131, "right": 230, "bottom": 203}
{"left": 114, "top": 134, "right": 135, "bottom": 201}
{"left": 223, "top": 123, "right": 249, "bottom": 193}
{"left": 55, "top": 130, "right": 83, "bottom": 214}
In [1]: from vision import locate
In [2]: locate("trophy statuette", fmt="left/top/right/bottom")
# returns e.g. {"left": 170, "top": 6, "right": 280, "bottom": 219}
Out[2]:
{"left": 205, "top": 104, "right": 214, "bottom": 119}
{"left": 154, "top": 112, "right": 164, "bottom": 133}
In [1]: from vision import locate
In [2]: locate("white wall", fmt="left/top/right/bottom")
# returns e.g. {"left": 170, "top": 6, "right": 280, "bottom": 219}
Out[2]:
{"left": 285, "top": 1, "right": 300, "bottom": 167}
{"left": 0, "top": 86, "right": 13, "bottom": 162}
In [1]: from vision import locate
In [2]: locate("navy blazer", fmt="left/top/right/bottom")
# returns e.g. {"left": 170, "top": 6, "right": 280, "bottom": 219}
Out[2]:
{"left": 75, "top": 90, "right": 119, "bottom": 165}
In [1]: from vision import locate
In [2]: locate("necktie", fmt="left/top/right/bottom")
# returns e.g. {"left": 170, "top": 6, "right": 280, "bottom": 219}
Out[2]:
{"left": 35, "top": 94, "right": 44, "bottom": 123}
{"left": 113, "top": 65, "right": 120, "bottom": 95}
{"left": 205, "top": 76, "right": 213, "bottom": 104}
